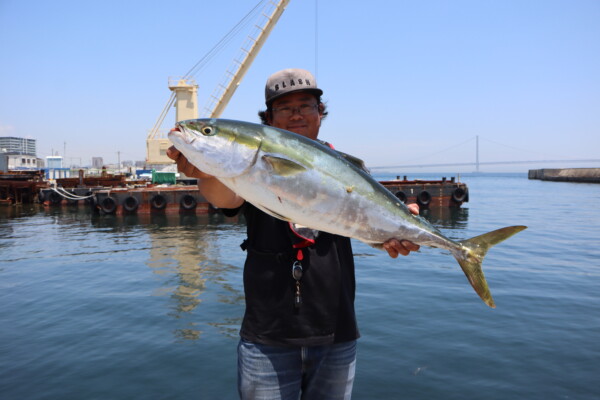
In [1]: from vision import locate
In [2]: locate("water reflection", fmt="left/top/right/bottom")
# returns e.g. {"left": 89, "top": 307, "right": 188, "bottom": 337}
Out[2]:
{"left": 2, "top": 203, "right": 470, "bottom": 343}
{"left": 0, "top": 203, "right": 45, "bottom": 220}
{"left": 90, "top": 211, "right": 245, "bottom": 341}
{"left": 0, "top": 208, "right": 17, "bottom": 242}
{"left": 420, "top": 206, "right": 469, "bottom": 229}
{"left": 2, "top": 205, "right": 246, "bottom": 342}
{"left": 209, "top": 317, "right": 245, "bottom": 338}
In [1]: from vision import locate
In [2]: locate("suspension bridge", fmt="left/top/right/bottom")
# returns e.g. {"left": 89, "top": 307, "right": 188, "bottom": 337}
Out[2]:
{"left": 370, "top": 136, "right": 600, "bottom": 171}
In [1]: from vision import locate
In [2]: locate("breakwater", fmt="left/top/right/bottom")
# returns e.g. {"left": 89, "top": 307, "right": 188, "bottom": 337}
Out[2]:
{"left": 528, "top": 168, "right": 600, "bottom": 183}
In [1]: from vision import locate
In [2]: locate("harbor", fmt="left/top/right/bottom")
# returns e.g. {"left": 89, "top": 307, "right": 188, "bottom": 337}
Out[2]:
{"left": 2, "top": 172, "right": 599, "bottom": 400}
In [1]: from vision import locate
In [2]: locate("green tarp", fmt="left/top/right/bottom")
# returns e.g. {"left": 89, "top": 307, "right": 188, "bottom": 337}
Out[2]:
{"left": 152, "top": 170, "right": 176, "bottom": 184}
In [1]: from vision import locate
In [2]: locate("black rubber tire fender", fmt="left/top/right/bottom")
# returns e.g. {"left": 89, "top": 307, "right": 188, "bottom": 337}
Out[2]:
{"left": 100, "top": 196, "right": 117, "bottom": 214}
{"left": 123, "top": 196, "right": 139, "bottom": 212}
{"left": 151, "top": 194, "right": 167, "bottom": 210}
{"left": 180, "top": 194, "right": 197, "bottom": 210}
{"left": 394, "top": 190, "right": 407, "bottom": 204}
{"left": 452, "top": 188, "right": 467, "bottom": 203}
{"left": 48, "top": 191, "right": 62, "bottom": 205}
{"left": 417, "top": 190, "right": 431, "bottom": 206}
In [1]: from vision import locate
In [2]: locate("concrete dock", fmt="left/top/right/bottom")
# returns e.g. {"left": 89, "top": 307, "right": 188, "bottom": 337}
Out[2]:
{"left": 528, "top": 168, "right": 600, "bottom": 183}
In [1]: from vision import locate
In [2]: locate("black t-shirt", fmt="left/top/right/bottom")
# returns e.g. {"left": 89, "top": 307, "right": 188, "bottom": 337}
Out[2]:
{"left": 225, "top": 203, "right": 360, "bottom": 347}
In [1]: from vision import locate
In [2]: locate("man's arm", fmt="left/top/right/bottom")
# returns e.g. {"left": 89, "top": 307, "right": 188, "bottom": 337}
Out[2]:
{"left": 166, "top": 146, "right": 244, "bottom": 209}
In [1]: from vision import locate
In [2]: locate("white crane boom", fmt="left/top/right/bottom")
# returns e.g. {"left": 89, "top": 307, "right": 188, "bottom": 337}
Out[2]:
{"left": 205, "top": 0, "right": 290, "bottom": 118}
{"left": 146, "top": 0, "right": 290, "bottom": 165}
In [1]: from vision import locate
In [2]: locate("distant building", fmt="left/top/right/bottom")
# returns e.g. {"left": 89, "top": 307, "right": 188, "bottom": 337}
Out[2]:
{"left": 45, "top": 156, "right": 70, "bottom": 179}
{"left": 92, "top": 157, "right": 104, "bottom": 169}
{"left": 46, "top": 156, "right": 63, "bottom": 169}
{"left": 0, "top": 136, "right": 36, "bottom": 156}
{"left": 0, "top": 153, "right": 40, "bottom": 172}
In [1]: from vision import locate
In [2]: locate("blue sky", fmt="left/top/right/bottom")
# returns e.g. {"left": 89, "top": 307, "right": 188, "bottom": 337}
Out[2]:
{"left": 1, "top": 0, "right": 599, "bottom": 172}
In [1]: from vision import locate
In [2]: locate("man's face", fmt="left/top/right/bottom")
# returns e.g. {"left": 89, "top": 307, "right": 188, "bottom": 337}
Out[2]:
{"left": 268, "top": 91, "right": 323, "bottom": 140}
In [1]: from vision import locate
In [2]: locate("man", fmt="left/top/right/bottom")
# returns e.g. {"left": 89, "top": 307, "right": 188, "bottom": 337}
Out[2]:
{"left": 167, "top": 68, "right": 419, "bottom": 399}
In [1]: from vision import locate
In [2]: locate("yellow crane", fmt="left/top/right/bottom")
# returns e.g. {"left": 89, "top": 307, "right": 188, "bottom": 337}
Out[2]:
{"left": 146, "top": 0, "right": 291, "bottom": 165}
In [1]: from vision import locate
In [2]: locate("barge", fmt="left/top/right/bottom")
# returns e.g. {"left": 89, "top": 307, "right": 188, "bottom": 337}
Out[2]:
{"left": 38, "top": 182, "right": 210, "bottom": 215}
{"left": 379, "top": 176, "right": 468, "bottom": 208}
{"left": 38, "top": 174, "right": 468, "bottom": 215}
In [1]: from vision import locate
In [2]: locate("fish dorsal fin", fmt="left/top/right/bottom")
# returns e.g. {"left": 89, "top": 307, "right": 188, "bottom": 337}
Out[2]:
{"left": 338, "top": 151, "right": 370, "bottom": 174}
{"left": 261, "top": 154, "right": 307, "bottom": 177}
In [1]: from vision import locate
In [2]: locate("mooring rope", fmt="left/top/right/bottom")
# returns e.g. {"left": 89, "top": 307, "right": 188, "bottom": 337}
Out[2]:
{"left": 51, "top": 186, "right": 94, "bottom": 200}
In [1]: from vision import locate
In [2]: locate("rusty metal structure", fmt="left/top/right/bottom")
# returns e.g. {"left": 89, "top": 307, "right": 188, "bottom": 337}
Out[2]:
{"left": 0, "top": 171, "right": 48, "bottom": 205}
{"left": 94, "top": 186, "right": 211, "bottom": 215}
{"left": 379, "top": 176, "right": 469, "bottom": 208}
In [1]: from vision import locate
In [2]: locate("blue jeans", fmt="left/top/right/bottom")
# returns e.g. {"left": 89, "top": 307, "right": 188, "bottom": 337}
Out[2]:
{"left": 238, "top": 339, "right": 356, "bottom": 400}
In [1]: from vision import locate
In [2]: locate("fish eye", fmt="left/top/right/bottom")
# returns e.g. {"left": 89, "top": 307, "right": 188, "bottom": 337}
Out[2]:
{"left": 201, "top": 126, "right": 214, "bottom": 136}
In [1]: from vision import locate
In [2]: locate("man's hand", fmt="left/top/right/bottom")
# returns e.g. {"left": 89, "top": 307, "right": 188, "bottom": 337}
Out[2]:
{"left": 166, "top": 144, "right": 213, "bottom": 180}
{"left": 383, "top": 203, "right": 421, "bottom": 258}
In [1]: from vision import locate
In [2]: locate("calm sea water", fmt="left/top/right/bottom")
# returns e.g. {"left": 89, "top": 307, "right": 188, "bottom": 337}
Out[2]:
{"left": 1, "top": 173, "right": 599, "bottom": 400}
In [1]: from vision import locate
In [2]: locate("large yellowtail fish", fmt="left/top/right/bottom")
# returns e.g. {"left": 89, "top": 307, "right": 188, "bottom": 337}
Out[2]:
{"left": 169, "top": 119, "right": 527, "bottom": 308}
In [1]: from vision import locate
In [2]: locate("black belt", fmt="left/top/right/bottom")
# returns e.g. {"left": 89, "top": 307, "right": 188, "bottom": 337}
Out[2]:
{"left": 240, "top": 239, "right": 294, "bottom": 264}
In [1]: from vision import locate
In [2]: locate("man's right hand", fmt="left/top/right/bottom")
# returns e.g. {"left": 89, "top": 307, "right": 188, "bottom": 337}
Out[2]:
{"left": 166, "top": 145, "right": 213, "bottom": 180}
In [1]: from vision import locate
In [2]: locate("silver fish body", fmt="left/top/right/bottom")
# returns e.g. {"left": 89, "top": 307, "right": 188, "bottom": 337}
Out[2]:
{"left": 169, "top": 118, "right": 526, "bottom": 307}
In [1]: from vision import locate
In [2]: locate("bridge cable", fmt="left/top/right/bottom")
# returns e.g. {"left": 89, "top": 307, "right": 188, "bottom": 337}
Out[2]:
{"left": 399, "top": 136, "right": 476, "bottom": 165}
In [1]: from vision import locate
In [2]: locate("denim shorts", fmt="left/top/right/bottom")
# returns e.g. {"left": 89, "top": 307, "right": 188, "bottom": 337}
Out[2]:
{"left": 237, "top": 339, "right": 357, "bottom": 400}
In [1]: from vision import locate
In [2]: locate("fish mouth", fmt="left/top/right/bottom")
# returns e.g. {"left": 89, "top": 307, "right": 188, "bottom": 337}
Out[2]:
{"left": 169, "top": 124, "right": 197, "bottom": 144}
{"left": 168, "top": 126, "right": 184, "bottom": 139}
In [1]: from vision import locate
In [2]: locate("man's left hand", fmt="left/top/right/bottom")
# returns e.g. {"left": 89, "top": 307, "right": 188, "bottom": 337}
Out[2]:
{"left": 383, "top": 203, "right": 421, "bottom": 258}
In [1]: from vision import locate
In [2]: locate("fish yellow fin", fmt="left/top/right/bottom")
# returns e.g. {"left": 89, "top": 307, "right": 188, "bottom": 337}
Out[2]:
{"left": 262, "top": 155, "right": 307, "bottom": 177}
{"left": 455, "top": 225, "right": 527, "bottom": 308}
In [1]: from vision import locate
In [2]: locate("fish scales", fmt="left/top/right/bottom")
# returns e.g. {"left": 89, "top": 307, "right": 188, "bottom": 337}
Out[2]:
{"left": 236, "top": 124, "right": 436, "bottom": 245}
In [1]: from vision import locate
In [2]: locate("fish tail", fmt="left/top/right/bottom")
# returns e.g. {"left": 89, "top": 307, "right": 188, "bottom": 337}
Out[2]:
{"left": 454, "top": 225, "right": 527, "bottom": 308}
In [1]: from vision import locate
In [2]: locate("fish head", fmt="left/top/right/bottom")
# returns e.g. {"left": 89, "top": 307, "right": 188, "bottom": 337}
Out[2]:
{"left": 169, "top": 118, "right": 262, "bottom": 178}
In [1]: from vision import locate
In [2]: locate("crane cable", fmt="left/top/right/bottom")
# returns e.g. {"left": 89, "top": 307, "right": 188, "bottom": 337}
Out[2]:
{"left": 182, "top": 0, "right": 268, "bottom": 80}
{"left": 314, "top": 0, "right": 318, "bottom": 79}
{"left": 149, "top": 0, "right": 267, "bottom": 139}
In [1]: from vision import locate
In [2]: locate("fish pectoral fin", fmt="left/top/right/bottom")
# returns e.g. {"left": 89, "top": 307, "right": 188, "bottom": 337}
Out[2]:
{"left": 261, "top": 154, "right": 307, "bottom": 177}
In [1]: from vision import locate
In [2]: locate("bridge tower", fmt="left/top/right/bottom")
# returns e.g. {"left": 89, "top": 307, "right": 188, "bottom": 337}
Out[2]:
{"left": 476, "top": 135, "right": 480, "bottom": 172}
